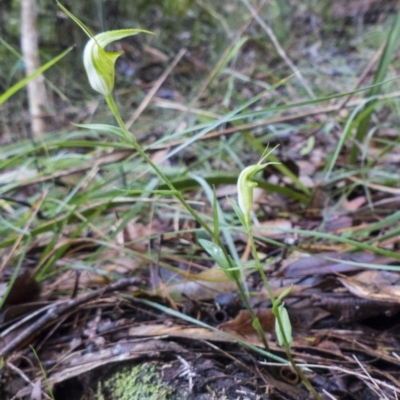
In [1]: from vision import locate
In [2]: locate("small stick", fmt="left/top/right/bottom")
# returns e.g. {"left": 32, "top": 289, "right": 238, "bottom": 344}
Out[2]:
{"left": 0, "top": 277, "right": 141, "bottom": 357}
{"left": 152, "top": 90, "right": 400, "bottom": 150}
{"left": 336, "top": 40, "right": 386, "bottom": 111}
{"left": 190, "top": 0, "right": 269, "bottom": 107}
{"left": 240, "top": 0, "right": 315, "bottom": 99}
{"left": 126, "top": 48, "right": 187, "bottom": 129}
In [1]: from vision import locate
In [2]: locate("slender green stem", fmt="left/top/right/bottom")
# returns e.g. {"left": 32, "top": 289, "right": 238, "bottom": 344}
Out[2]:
{"left": 246, "top": 225, "right": 275, "bottom": 301}
{"left": 282, "top": 345, "right": 323, "bottom": 400}
{"left": 246, "top": 224, "right": 321, "bottom": 399}
{"left": 236, "top": 281, "right": 270, "bottom": 350}
{"left": 106, "top": 94, "right": 272, "bottom": 353}
{"left": 105, "top": 95, "right": 214, "bottom": 238}
{"left": 106, "top": 93, "right": 320, "bottom": 399}
{"left": 106, "top": 93, "right": 322, "bottom": 395}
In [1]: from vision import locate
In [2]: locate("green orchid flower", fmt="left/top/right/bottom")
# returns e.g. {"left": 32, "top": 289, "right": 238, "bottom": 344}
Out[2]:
{"left": 83, "top": 30, "right": 140, "bottom": 96}
{"left": 237, "top": 147, "right": 279, "bottom": 228}
{"left": 56, "top": 1, "right": 151, "bottom": 96}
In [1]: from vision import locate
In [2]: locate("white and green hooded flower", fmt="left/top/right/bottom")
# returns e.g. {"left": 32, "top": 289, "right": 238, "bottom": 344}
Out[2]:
{"left": 56, "top": 1, "right": 151, "bottom": 96}
{"left": 83, "top": 30, "right": 138, "bottom": 96}
{"left": 237, "top": 148, "right": 279, "bottom": 228}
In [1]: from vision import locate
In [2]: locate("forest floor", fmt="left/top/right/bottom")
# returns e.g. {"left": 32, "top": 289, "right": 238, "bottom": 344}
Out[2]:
{"left": 2, "top": 1, "right": 400, "bottom": 399}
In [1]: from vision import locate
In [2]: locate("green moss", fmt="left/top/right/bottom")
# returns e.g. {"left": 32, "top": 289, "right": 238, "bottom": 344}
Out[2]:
{"left": 98, "top": 363, "right": 174, "bottom": 400}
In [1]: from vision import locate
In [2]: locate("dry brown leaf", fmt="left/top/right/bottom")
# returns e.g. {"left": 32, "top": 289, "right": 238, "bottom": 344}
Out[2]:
{"left": 1, "top": 271, "right": 41, "bottom": 307}
{"left": 166, "top": 266, "right": 237, "bottom": 301}
{"left": 219, "top": 308, "right": 275, "bottom": 335}
{"left": 118, "top": 217, "right": 169, "bottom": 253}
{"left": 254, "top": 218, "right": 292, "bottom": 238}
{"left": 128, "top": 322, "right": 269, "bottom": 349}
{"left": 338, "top": 270, "right": 400, "bottom": 303}
{"left": 316, "top": 340, "right": 345, "bottom": 357}
{"left": 282, "top": 252, "right": 389, "bottom": 279}
{"left": 128, "top": 324, "right": 230, "bottom": 342}
{"left": 342, "top": 196, "right": 366, "bottom": 211}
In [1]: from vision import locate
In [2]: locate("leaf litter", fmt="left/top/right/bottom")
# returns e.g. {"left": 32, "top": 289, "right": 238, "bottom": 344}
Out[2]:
{"left": 3, "top": 2, "right": 400, "bottom": 399}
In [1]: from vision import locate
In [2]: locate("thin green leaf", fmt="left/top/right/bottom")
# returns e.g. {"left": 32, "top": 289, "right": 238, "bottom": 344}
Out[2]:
{"left": 0, "top": 46, "right": 73, "bottom": 105}
{"left": 349, "top": 9, "right": 400, "bottom": 164}
{"left": 73, "top": 123, "right": 125, "bottom": 139}
{"left": 131, "top": 296, "right": 290, "bottom": 364}
{"left": 274, "top": 304, "right": 293, "bottom": 347}
{"left": 199, "top": 239, "right": 239, "bottom": 281}
{"left": 230, "top": 200, "right": 247, "bottom": 228}
{"left": 275, "top": 286, "right": 292, "bottom": 307}
{"left": 212, "top": 187, "right": 220, "bottom": 242}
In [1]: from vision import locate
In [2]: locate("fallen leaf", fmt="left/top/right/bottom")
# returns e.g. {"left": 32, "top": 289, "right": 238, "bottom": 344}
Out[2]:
{"left": 1, "top": 271, "right": 41, "bottom": 307}
{"left": 282, "top": 252, "right": 391, "bottom": 279}
{"left": 219, "top": 308, "right": 275, "bottom": 335}
{"left": 254, "top": 218, "right": 292, "bottom": 238}
{"left": 166, "top": 266, "right": 238, "bottom": 301}
{"left": 342, "top": 196, "right": 366, "bottom": 211}
{"left": 338, "top": 270, "right": 400, "bottom": 303}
